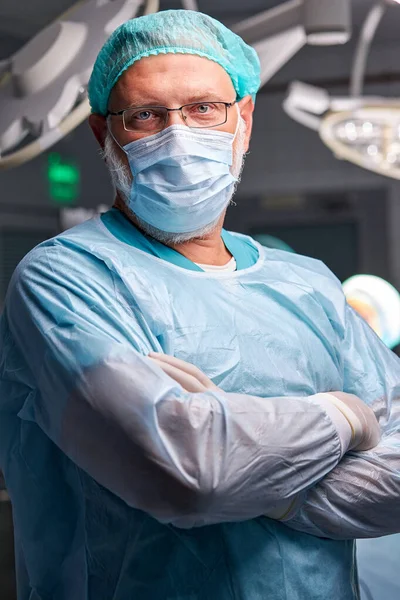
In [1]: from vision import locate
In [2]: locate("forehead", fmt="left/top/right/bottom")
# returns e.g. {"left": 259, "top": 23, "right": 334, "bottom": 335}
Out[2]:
{"left": 109, "top": 53, "right": 236, "bottom": 109}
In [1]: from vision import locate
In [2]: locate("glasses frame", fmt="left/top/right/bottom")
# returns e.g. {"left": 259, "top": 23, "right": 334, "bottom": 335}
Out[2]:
{"left": 107, "top": 101, "right": 236, "bottom": 133}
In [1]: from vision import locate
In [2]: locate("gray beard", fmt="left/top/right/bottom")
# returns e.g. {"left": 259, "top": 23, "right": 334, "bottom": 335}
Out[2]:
{"left": 101, "top": 120, "right": 247, "bottom": 245}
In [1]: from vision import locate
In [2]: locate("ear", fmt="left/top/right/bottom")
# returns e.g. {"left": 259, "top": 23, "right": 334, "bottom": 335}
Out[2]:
{"left": 237, "top": 95, "right": 254, "bottom": 152}
{"left": 88, "top": 114, "right": 108, "bottom": 151}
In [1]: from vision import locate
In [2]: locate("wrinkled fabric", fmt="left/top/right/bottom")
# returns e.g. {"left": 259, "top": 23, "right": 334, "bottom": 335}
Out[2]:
{"left": 357, "top": 535, "right": 400, "bottom": 600}
{"left": 88, "top": 10, "right": 261, "bottom": 116}
{"left": 0, "top": 214, "right": 399, "bottom": 599}
{"left": 286, "top": 307, "right": 400, "bottom": 539}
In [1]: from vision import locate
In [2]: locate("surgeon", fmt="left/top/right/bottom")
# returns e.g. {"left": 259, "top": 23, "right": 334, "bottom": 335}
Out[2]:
{"left": 0, "top": 9, "right": 399, "bottom": 600}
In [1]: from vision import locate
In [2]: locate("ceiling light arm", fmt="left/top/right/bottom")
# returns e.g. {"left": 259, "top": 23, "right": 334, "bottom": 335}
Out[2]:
{"left": 350, "top": 2, "right": 387, "bottom": 97}
{"left": 233, "top": 0, "right": 303, "bottom": 45}
{"left": 0, "top": 60, "right": 8, "bottom": 78}
{"left": 283, "top": 80, "right": 331, "bottom": 131}
{"left": 180, "top": 0, "right": 199, "bottom": 11}
{"left": 282, "top": 99, "right": 321, "bottom": 131}
{"left": 232, "top": 0, "right": 306, "bottom": 86}
{"left": 233, "top": 0, "right": 352, "bottom": 44}
{"left": 143, "top": 0, "right": 160, "bottom": 14}
{"left": 233, "top": 0, "right": 351, "bottom": 87}
{"left": 0, "top": 0, "right": 160, "bottom": 171}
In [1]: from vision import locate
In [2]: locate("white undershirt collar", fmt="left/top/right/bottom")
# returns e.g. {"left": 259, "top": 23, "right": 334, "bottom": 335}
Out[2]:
{"left": 195, "top": 256, "right": 237, "bottom": 273}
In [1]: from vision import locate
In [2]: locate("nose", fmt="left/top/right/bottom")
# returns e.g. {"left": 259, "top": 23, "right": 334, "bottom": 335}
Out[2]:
{"left": 166, "top": 109, "right": 187, "bottom": 127}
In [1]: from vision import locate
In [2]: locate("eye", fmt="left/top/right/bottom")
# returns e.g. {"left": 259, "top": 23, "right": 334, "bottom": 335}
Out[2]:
{"left": 196, "top": 104, "right": 213, "bottom": 114}
{"left": 124, "top": 108, "right": 165, "bottom": 131}
{"left": 135, "top": 110, "right": 153, "bottom": 121}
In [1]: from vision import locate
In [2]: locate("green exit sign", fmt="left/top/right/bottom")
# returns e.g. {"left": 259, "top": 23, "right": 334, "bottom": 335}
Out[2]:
{"left": 47, "top": 153, "right": 80, "bottom": 204}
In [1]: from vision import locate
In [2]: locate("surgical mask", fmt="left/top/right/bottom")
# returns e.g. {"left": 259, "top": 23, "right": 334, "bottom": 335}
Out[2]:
{"left": 117, "top": 116, "right": 241, "bottom": 234}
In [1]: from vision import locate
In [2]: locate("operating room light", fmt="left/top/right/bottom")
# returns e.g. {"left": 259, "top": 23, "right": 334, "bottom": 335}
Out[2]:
{"left": 319, "top": 102, "right": 400, "bottom": 179}
{"left": 0, "top": 0, "right": 159, "bottom": 170}
{"left": 284, "top": 1, "right": 400, "bottom": 180}
{"left": 343, "top": 274, "right": 400, "bottom": 349}
{"left": 0, "top": 0, "right": 352, "bottom": 169}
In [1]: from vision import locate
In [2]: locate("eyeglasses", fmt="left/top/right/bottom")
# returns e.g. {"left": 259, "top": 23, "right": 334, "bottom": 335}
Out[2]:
{"left": 107, "top": 101, "right": 236, "bottom": 134}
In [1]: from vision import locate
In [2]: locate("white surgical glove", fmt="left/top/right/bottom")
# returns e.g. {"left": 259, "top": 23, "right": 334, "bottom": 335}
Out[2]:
{"left": 148, "top": 352, "right": 221, "bottom": 394}
{"left": 323, "top": 391, "right": 381, "bottom": 452}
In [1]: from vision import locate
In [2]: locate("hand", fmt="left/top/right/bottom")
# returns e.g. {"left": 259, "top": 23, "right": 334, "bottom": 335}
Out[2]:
{"left": 327, "top": 392, "right": 381, "bottom": 451}
{"left": 148, "top": 353, "right": 222, "bottom": 394}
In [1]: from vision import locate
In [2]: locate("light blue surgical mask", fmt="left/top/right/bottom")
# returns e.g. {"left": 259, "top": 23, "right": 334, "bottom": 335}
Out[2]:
{"left": 120, "top": 121, "right": 239, "bottom": 234}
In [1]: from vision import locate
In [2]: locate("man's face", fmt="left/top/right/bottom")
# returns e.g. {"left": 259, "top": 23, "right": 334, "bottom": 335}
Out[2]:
{"left": 107, "top": 53, "right": 252, "bottom": 153}
{"left": 90, "top": 53, "right": 254, "bottom": 243}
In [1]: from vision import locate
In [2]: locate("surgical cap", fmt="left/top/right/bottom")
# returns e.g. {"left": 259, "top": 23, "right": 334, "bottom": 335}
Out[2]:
{"left": 88, "top": 10, "right": 261, "bottom": 116}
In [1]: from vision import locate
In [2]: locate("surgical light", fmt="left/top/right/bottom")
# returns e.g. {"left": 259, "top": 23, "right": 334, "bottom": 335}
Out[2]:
{"left": 284, "top": 1, "right": 400, "bottom": 180}
{"left": 0, "top": 0, "right": 159, "bottom": 170}
{"left": 320, "top": 101, "right": 400, "bottom": 179}
{"left": 302, "top": 0, "right": 351, "bottom": 46}
{"left": 0, "top": 0, "right": 351, "bottom": 170}
{"left": 0, "top": 0, "right": 351, "bottom": 169}
{"left": 343, "top": 274, "right": 400, "bottom": 349}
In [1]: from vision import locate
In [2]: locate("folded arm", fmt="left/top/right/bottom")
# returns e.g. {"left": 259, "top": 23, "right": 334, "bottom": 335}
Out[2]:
{"left": 4, "top": 244, "right": 354, "bottom": 527}
{"left": 286, "top": 303, "right": 400, "bottom": 539}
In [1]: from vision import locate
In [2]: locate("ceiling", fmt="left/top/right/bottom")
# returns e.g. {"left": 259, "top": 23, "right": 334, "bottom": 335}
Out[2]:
{"left": 1, "top": 1, "right": 400, "bottom": 66}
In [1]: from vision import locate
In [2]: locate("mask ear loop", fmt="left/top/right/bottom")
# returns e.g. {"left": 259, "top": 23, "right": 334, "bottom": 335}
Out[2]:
{"left": 233, "top": 102, "right": 242, "bottom": 139}
{"left": 230, "top": 103, "right": 245, "bottom": 186}
{"left": 107, "top": 116, "right": 126, "bottom": 153}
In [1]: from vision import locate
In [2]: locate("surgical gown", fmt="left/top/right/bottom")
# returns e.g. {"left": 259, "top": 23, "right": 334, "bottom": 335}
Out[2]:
{"left": 1, "top": 210, "right": 400, "bottom": 600}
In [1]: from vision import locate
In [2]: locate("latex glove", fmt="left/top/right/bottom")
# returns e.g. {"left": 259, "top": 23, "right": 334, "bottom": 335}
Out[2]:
{"left": 326, "top": 391, "right": 381, "bottom": 452}
{"left": 148, "top": 352, "right": 221, "bottom": 394}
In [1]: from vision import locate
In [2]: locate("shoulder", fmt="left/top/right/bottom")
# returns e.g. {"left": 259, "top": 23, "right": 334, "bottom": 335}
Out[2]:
{"left": 232, "top": 232, "right": 347, "bottom": 328}
{"left": 8, "top": 219, "right": 115, "bottom": 302}
{"left": 263, "top": 246, "right": 342, "bottom": 287}
{"left": 230, "top": 231, "right": 340, "bottom": 285}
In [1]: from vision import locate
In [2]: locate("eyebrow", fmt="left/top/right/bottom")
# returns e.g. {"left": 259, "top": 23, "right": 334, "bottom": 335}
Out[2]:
{"left": 111, "top": 91, "right": 234, "bottom": 111}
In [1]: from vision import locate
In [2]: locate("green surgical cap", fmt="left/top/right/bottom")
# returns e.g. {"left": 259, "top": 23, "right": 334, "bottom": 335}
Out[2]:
{"left": 88, "top": 10, "right": 261, "bottom": 116}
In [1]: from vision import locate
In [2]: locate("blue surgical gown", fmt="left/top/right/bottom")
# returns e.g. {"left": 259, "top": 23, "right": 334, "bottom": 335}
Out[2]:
{"left": 1, "top": 209, "right": 400, "bottom": 600}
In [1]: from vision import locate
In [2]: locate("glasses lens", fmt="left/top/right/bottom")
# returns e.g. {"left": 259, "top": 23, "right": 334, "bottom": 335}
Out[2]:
{"left": 182, "top": 103, "right": 227, "bottom": 128}
{"left": 123, "top": 107, "right": 167, "bottom": 133}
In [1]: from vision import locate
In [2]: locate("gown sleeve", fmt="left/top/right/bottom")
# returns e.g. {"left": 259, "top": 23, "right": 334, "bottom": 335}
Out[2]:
{"left": 2, "top": 242, "right": 351, "bottom": 527}
{"left": 285, "top": 268, "right": 400, "bottom": 539}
